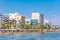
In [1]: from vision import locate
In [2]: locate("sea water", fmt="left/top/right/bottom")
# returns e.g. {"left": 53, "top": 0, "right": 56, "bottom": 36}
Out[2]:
{"left": 0, "top": 32, "right": 60, "bottom": 40}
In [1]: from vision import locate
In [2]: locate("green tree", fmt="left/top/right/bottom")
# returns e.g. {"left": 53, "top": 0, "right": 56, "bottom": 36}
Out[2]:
{"left": 29, "top": 22, "right": 33, "bottom": 29}
{"left": 2, "top": 18, "right": 9, "bottom": 29}
{"left": 25, "top": 25, "right": 30, "bottom": 29}
{"left": 47, "top": 24, "right": 51, "bottom": 31}
{"left": 14, "top": 25, "right": 16, "bottom": 29}
{"left": 9, "top": 20, "right": 12, "bottom": 29}
{"left": 2, "top": 24, "right": 6, "bottom": 28}
{"left": 6, "top": 25, "right": 9, "bottom": 29}
{"left": 38, "top": 24, "right": 45, "bottom": 33}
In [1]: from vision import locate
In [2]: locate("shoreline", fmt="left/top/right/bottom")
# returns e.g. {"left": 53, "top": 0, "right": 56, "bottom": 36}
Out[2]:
{"left": 0, "top": 31, "right": 60, "bottom": 35}
{"left": 0, "top": 29, "right": 60, "bottom": 34}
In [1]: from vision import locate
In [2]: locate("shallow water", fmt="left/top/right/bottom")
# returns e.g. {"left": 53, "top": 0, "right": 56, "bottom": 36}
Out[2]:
{"left": 0, "top": 32, "right": 60, "bottom": 40}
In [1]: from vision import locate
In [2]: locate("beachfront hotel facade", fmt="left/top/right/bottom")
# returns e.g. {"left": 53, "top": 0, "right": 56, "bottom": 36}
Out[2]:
{"left": 31, "top": 12, "right": 44, "bottom": 24}
{"left": 0, "top": 13, "right": 9, "bottom": 28}
{"left": 25, "top": 18, "right": 38, "bottom": 27}
{"left": 0, "top": 12, "right": 49, "bottom": 29}
{"left": 25, "top": 19, "right": 31, "bottom": 25}
{"left": 25, "top": 12, "right": 44, "bottom": 28}
{"left": 9, "top": 13, "right": 25, "bottom": 29}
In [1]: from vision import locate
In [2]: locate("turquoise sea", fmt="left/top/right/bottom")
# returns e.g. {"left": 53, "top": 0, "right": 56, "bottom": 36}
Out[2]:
{"left": 0, "top": 32, "right": 60, "bottom": 40}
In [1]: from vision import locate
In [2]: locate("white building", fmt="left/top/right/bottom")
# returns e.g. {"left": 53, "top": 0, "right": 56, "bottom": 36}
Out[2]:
{"left": 9, "top": 12, "right": 25, "bottom": 28}
{"left": 32, "top": 12, "right": 44, "bottom": 24}
{"left": 9, "top": 13, "right": 21, "bottom": 23}
{"left": 44, "top": 20, "right": 50, "bottom": 25}
{"left": 0, "top": 13, "right": 9, "bottom": 28}
{"left": 25, "top": 19, "right": 31, "bottom": 25}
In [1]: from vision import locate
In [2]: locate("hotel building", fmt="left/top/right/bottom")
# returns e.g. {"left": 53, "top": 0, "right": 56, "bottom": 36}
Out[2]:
{"left": 25, "top": 19, "right": 31, "bottom": 25}
{"left": 31, "top": 12, "right": 44, "bottom": 24}
{"left": 0, "top": 13, "right": 9, "bottom": 28}
{"left": 9, "top": 13, "right": 25, "bottom": 28}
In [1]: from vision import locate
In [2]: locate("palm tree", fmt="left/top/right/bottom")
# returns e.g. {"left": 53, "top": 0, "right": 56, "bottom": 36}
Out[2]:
{"left": 32, "top": 27, "right": 36, "bottom": 30}
{"left": 2, "top": 24, "right": 6, "bottom": 29}
{"left": 25, "top": 25, "right": 30, "bottom": 29}
{"left": 44, "top": 23, "right": 51, "bottom": 32}
{"left": 29, "top": 22, "right": 33, "bottom": 29}
{"left": 2, "top": 18, "right": 9, "bottom": 29}
{"left": 47, "top": 24, "right": 51, "bottom": 32}
{"left": 44, "top": 26, "right": 47, "bottom": 29}
{"left": 6, "top": 24, "right": 9, "bottom": 29}
{"left": 51, "top": 25, "right": 58, "bottom": 31}
{"left": 9, "top": 20, "right": 12, "bottom": 29}
{"left": 14, "top": 25, "right": 16, "bottom": 29}
{"left": 38, "top": 24, "right": 45, "bottom": 33}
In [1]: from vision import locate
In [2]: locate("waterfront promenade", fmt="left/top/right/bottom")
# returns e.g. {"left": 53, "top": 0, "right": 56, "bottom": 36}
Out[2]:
{"left": 0, "top": 29, "right": 60, "bottom": 34}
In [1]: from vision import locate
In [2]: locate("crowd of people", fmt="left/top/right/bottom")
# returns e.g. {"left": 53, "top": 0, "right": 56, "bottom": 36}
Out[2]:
{"left": 0, "top": 29, "right": 60, "bottom": 34}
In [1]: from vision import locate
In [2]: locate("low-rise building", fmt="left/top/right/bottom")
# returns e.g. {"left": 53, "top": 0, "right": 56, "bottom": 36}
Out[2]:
{"left": 25, "top": 19, "right": 31, "bottom": 25}
{"left": 44, "top": 20, "right": 50, "bottom": 25}
{"left": 0, "top": 13, "right": 9, "bottom": 28}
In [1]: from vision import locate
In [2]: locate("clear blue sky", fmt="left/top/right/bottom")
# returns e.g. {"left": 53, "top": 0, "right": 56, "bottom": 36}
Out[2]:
{"left": 0, "top": 0, "right": 60, "bottom": 25}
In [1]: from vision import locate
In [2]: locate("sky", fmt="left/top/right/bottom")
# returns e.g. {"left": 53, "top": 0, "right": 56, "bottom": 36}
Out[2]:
{"left": 0, "top": 0, "right": 60, "bottom": 25}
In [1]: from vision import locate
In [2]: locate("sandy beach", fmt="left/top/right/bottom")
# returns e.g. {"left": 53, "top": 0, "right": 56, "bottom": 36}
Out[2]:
{"left": 0, "top": 29, "right": 60, "bottom": 34}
